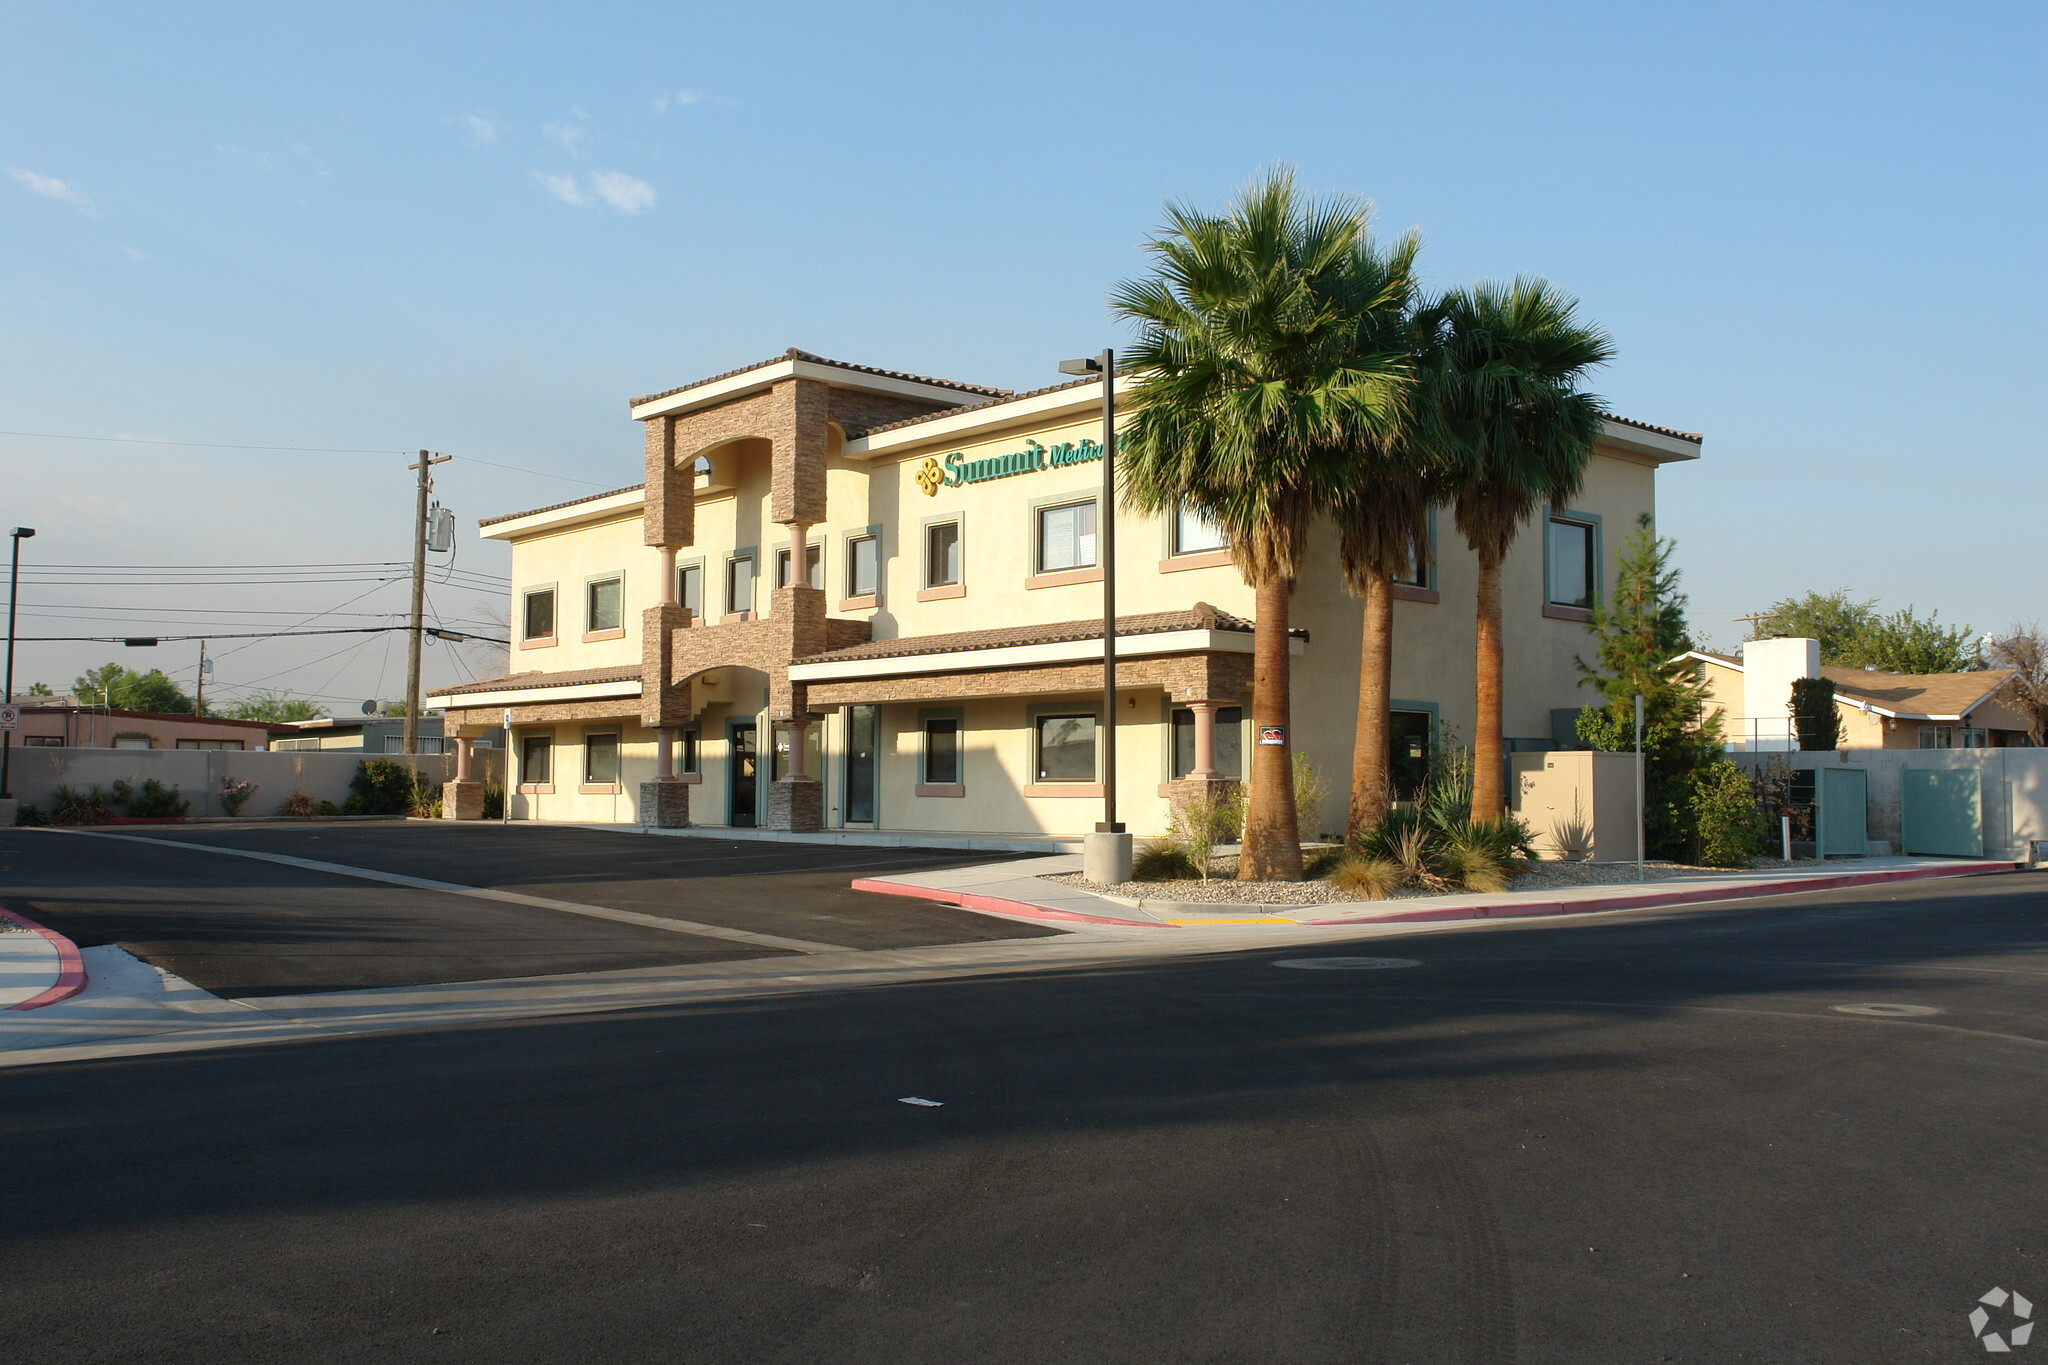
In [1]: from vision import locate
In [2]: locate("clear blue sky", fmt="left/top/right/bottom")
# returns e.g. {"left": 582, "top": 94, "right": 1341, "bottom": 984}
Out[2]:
{"left": 3, "top": 1, "right": 2042, "bottom": 708}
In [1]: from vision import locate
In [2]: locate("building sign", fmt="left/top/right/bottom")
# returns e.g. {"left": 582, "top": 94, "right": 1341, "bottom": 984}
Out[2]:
{"left": 916, "top": 438, "right": 1104, "bottom": 497}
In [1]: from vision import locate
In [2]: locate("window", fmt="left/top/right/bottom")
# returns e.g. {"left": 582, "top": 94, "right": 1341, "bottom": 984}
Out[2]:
{"left": 1545, "top": 517, "right": 1596, "bottom": 608}
{"left": 847, "top": 533, "right": 880, "bottom": 598}
{"left": 519, "top": 735, "right": 552, "bottom": 784}
{"left": 176, "top": 739, "right": 244, "bottom": 751}
{"left": 725, "top": 554, "right": 756, "bottom": 615}
{"left": 112, "top": 735, "right": 152, "bottom": 750}
{"left": 677, "top": 564, "right": 702, "bottom": 618}
{"left": 271, "top": 736, "right": 318, "bottom": 752}
{"left": 1920, "top": 726, "right": 1955, "bottom": 749}
{"left": 1961, "top": 727, "right": 1989, "bottom": 748}
{"left": 680, "top": 726, "right": 699, "bottom": 775}
{"left": 1037, "top": 500, "right": 1097, "bottom": 572}
{"left": 24, "top": 735, "right": 63, "bottom": 747}
{"left": 1172, "top": 505, "right": 1228, "bottom": 556}
{"left": 1170, "top": 706, "right": 1243, "bottom": 779}
{"left": 584, "top": 732, "right": 620, "bottom": 784}
{"left": 775, "top": 544, "right": 822, "bottom": 589}
{"left": 587, "top": 576, "right": 623, "bottom": 633}
{"left": 1034, "top": 713, "right": 1097, "bottom": 782}
{"left": 522, "top": 588, "right": 556, "bottom": 640}
{"left": 923, "top": 717, "right": 961, "bottom": 785}
{"left": 926, "top": 521, "right": 961, "bottom": 587}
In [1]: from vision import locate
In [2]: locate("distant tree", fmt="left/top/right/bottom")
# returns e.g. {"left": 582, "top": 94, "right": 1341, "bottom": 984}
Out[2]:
{"left": 1986, "top": 624, "right": 2048, "bottom": 744}
{"left": 1756, "top": 590, "right": 1879, "bottom": 661}
{"left": 25, "top": 681, "right": 52, "bottom": 696}
{"left": 221, "top": 689, "right": 328, "bottom": 724}
{"left": 73, "top": 663, "right": 194, "bottom": 715}
{"left": 1789, "top": 676, "right": 1845, "bottom": 750}
{"left": 1574, "top": 515, "right": 1724, "bottom": 859}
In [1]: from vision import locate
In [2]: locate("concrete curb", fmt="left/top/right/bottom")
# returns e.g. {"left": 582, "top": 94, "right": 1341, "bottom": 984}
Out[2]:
{"left": 849, "top": 877, "right": 1172, "bottom": 928}
{"left": 0, "top": 906, "right": 88, "bottom": 1010}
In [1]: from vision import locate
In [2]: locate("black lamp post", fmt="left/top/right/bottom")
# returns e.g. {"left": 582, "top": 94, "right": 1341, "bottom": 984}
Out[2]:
{"left": 1056, "top": 351, "right": 1130, "bottom": 881}
{"left": 3, "top": 526, "right": 36, "bottom": 804}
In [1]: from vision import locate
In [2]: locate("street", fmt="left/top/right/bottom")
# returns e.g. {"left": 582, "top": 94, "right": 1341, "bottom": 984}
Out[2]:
{"left": 1, "top": 837, "right": 2043, "bottom": 1363}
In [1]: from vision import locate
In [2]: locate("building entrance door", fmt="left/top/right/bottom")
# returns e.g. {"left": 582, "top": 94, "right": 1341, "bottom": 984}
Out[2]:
{"left": 729, "top": 720, "right": 759, "bottom": 827}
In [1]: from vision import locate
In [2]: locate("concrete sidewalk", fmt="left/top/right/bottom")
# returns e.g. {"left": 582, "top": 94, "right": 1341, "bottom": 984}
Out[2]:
{"left": 0, "top": 907, "right": 86, "bottom": 1010}
{"left": 852, "top": 854, "right": 2030, "bottom": 929}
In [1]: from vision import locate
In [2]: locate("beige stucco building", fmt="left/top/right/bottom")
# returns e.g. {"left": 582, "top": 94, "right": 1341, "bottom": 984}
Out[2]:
{"left": 428, "top": 348, "right": 1701, "bottom": 837}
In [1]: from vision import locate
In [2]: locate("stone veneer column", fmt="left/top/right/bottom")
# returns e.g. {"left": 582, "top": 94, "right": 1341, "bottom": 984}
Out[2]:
{"left": 442, "top": 735, "right": 484, "bottom": 820}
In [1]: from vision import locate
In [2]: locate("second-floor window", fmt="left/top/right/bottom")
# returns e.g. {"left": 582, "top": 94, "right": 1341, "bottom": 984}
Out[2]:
{"left": 1545, "top": 516, "right": 1596, "bottom": 608}
{"left": 775, "top": 544, "right": 822, "bottom": 589}
{"left": 926, "top": 521, "right": 961, "bottom": 587}
{"left": 847, "top": 533, "right": 880, "bottom": 599}
{"left": 678, "top": 564, "right": 702, "bottom": 618}
{"left": 1038, "top": 500, "right": 1097, "bottom": 573}
{"left": 1172, "top": 505, "right": 1227, "bottom": 556}
{"left": 522, "top": 588, "right": 556, "bottom": 641}
{"left": 587, "top": 576, "right": 622, "bottom": 633}
{"left": 726, "top": 554, "right": 756, "bottom": 615}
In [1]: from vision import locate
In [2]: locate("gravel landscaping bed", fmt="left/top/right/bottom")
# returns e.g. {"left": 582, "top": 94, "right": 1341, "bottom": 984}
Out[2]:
{"left": 1042, "top": 854, "right": 1825, "bottom": 905}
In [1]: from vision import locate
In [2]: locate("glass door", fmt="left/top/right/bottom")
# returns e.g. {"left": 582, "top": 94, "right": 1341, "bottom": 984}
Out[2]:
{"left": 845, "top": 705, "right": 878, "bottom": 824}
{"left": 728, "top": 720, "right": 758, "bottom": 827}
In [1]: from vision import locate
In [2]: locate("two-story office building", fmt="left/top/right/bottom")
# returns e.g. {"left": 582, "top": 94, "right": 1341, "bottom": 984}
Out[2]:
{"left": 428, "top": 348, "right": 1700, "bottom": 837}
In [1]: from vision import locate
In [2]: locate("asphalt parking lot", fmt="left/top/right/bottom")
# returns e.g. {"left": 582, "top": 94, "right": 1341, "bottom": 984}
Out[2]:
{"left": 0, "top": 824, "right": 1057, "bottom": 997}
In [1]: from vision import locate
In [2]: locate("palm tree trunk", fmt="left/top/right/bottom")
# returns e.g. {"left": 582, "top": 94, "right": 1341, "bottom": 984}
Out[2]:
{"left": 1241, "top": 576, "right": 1303, "bottom": 881}
{"left": 1472, "top": 547, "right": 1506, "bottom": 821}
{"left": 1347, "top": 573, "right": 1393, "bottom": 838}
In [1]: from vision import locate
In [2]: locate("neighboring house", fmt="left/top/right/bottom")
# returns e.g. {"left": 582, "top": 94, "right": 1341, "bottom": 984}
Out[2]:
{"left": 1687, "top": 638, "right": 2034, "bottom": 750}
{"left": 270, "top": 714, "right": 502, "bottom": 754}
{"left": 8, "top": 706, "right": 287, "bottom": 751}
{"left": 428, "top": 346, "right": 1702, "bottom": 835}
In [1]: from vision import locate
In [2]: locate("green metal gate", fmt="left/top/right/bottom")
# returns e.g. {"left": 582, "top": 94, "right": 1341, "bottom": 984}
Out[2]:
{"left": 1815, "top": 766, "right": 1869, "bottom": 857}
{"left": 1901, "top": 769, "right": 1982, "bottom": 857}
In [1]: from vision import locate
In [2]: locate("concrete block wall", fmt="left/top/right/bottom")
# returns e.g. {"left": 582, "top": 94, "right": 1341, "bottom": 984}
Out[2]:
{"left": 1734, "top": 748, "right": 2048, "bottom": 859}
{"left": 5, "top": 747, "right": 507, "bottom": 819}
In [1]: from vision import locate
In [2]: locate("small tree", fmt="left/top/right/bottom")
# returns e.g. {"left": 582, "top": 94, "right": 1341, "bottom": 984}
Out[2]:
{"left": 222, "top": 689, "right": 328, "bottom": 723}
{"left": 1789, "top": 676, "right": 1844, "bottom": 750}
{"left": 1987, "top": 624, "right": 2048, "bottom": 744}
{"left": 1693, "top": 760, "right": 1763, "bottom": 869}
{"left": 1574, "top": 514, "right": 1723, "bottom": 859}
{"left": 74, "top": 663, "right": 195, "bottom": 714}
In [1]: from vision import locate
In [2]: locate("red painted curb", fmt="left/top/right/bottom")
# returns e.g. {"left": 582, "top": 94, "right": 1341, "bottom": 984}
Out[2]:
{"left": 0, "top": 906, "right": 88, "bottom": 1010}
{"left": 1304, "top": 861, "right": 2023, "bottom": 926}
{"left": 850, "top": 877, "right": 1173, "bottom": 929}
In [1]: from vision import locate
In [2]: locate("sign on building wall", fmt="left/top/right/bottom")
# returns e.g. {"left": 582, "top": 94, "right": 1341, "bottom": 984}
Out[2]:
{"left": 915, "top": 438, "right": 1105, "bottom": 497}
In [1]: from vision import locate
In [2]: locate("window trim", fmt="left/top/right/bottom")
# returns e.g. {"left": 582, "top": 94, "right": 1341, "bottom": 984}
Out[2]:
{"left": 516, "top": 731, "right": 555, "bottom": 793}
{"left": 1031, "top": 494, "right": 1100, "bottom": 579}
{"left": 840, "top": 524, "right": 883, "bottom": 610}
{"left": 723, "top": 547, "right": 758, "bottom": 622}
{"left": 580, "top": 728, "right": 623, "bottom": 793}
{"left": 519, "top": 583, "right": 559, "bottom": 649}
{"left": 1167, "top": 502, "right": 1229, "bottom": 559}
{"left": 1024, "top": 703, "right": 1103, "bottom": 797}
{"left": 1541, "top": 507, "right": 1603, "bottom": 621}
{"left": 674, "top": 724, "right": 702, "bottom": 783}
{"left": 918, "top": 513, "right": 965, "bottom": 601}
{"left": 676, "top": 557, "right": 705, "bottom": 625}
{"left": 583, "top": 572, "right": 626, "bottom": 642}
{"left": 915, "top": 707, "right": 965, "bottom": 796}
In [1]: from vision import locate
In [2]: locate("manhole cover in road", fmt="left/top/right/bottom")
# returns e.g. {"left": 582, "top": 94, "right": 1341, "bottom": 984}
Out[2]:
{"left": 1831, "top": 1003, "right": 1943, "bottom": 1017}
{"left": 1273, "top": 957, "right": 1421, "bottom": 971}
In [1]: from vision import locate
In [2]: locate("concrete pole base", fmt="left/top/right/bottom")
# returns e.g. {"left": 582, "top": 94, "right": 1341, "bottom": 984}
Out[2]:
{"left": 1083, "top": 829, "right": 1134, "bottom": 885}
{"left": 0, "top": 798, "right": 16, "bottom": 828}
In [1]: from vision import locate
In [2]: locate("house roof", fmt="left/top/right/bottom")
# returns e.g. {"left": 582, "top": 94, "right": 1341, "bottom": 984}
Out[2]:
{"left": 16, "top": 705, "right": 290, "bottom": 732}
{"left": 628, "top": 347, "right": 1010, "bottom": 410}
{"left": 1681, "top": 650, "right": 2019, "bottom": 722}
{"left": 426, "top": 664, "right": 642, "bottom": 699}
{"left": 479, "top": 483, "right": 642, "bottom": 528}
{"left": 799, "top": 603, "right": 1282, "bottom": 666}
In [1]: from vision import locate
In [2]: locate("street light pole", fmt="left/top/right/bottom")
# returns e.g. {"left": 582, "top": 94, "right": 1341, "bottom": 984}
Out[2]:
{"left": 3, "top": 527, "right": 36, "bottom": 804}
{"left": 1058, "top": 350, "right": 1130, "bottom": 883}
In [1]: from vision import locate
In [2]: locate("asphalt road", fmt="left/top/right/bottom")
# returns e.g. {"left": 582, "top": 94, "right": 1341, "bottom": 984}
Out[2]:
{"left": 3, "top": 869, "right": 2045, "bottom": 1362}
{"left": 0, "top": 826, "right": 1055, "bottom": 996}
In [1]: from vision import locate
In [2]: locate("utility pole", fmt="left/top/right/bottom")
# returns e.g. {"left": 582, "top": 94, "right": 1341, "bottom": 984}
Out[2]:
{"left": 405, "top": 451, "right": 450, "bottom": 755}
{"left": 1733, "top": 611, "right": 1773, "bottom": 642}
{"left": 195, "top": 639, "right": 208, "bottom": 715}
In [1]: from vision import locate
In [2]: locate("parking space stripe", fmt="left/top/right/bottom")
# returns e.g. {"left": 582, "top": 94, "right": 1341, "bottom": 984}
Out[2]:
{"left": 43, "top": 830, "right": 844, "bottom": 955}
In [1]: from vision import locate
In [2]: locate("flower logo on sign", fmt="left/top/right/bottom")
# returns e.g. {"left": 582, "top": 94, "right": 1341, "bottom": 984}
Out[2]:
{"left": 915, "top": 457, "right": 944, "bottom": 497}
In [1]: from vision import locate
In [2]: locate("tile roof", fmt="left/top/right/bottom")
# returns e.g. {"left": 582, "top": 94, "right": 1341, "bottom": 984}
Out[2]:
{"left": 1823, "top": 666, "right": 2017, "bottom": 719}
{"left": 478, "top": 483, "right": 643, "bottom": 528}
{"left": 427, "top": 665, "right": 641, "bottom": 699}
{"left": 858, "top": 375, "right": 1103, "bottom": 439}
{"left": 799, "top": 604, "right": 1280, "bottom": 665}
{"left": 1605, "top": 413, "right": 1703, "bottom": 443}
{"left": 629, "top": 348, "right": 1011, "bottom": 410}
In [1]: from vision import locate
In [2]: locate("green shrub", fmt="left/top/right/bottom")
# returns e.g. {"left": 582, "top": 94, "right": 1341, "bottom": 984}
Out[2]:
{"left": 278, "top": 793, "right": 321, "bottom": 818}
{"left": 1169, "top": 782, "right": 1241, "bottom": 879}
{"left": 1291, "top": 752, "right": 1329, "bottom": 839}
{"left": 317, "top": 799, "right": 340, "bottom": 816}
{"left": 15, "top": 803, "right": 47, "bottom": 826}
{"left": 126, "top": 778, "right": 190, "bottom": 819}
{"left": 343, "top": 759, "right": 417, "bottom": 815}
{"left": 482, "top": 783, "right": 505, "bottom": 820}
{"left": 49, "top": 784, "right": 113, "bottom": 825}
{"left": 1693, "top": 759, "right": 1764, "bottom": 868}
{"left": 1131, "top": 837, "right": 1200, "bottom": 882}
{"left": 1325, "top": 853, "right": 1403, "bottom": 899}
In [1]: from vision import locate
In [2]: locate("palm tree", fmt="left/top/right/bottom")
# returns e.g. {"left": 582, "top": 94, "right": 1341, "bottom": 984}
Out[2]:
{"left": 1326, "top": 249, "right": 1438, "bottom": 838}
{"left": 1431, "top": 278, "right": 1613, "bottom": 821}
{"left": 1114, "top": 168, "right": 1411, "bottom": 880}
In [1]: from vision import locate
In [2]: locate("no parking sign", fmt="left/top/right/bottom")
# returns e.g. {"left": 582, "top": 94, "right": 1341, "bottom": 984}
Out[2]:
{"left": 0, "top": 705, "right": 17, "bottom": 732}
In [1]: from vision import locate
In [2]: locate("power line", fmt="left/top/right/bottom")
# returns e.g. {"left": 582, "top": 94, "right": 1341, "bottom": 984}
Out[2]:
{"left": 0, "top": 430, "right": 612, "bottom": 487}
{"left": 15, "top": 625, "right": 509, "bottom": 645}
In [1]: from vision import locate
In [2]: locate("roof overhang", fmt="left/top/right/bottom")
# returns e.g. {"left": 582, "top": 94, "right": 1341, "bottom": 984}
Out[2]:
{"left": 789, "top": 628, "right": 1298, "bottom": 684}
{"left": 434, "top": 678, "right": 643, "bottom": 709}
{"left": 629, "top": 358, "right": 985, "bottom": 423}
{"left": 1596, "top": 420, "right": 1701, "bottom": 464}
{"left": 481, "top": 488, "right": 645, "bottom": 541}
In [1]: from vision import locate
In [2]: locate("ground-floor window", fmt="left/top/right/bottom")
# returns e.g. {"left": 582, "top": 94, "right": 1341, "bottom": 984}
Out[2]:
{"left": 680, "top": 726, "right": 699, "bottom": 774}
{"left": 584, "top": 732, "right": 620, "bottom": 784}
{"left": 112, "top": 735, "right": 151, "bottom": 749}
{"left": 1035, "top": 713, "right": 1097, "bottom": 782}
{"left": 520, "top": 734, "right": 552, "bottom": 785}
{"left": 1960, "top": 727, "right": 1989, "bottom": 748}
{"left": 1170, "top": 706, "right": 1242, "bottom": 778}
{"left": 1920, "top": 726, "right": 1954, "bottom": 749}
{"left": 1390, "top": 710, "right": 1433, "bottom": 798}
{"left": 23, "top": 736, "right": 62, "bottom": 747}
{"left": 923, "top": 715, "right": 961, "bottom": 785}
{"left": 176, "top": 739, "right": 245, "bottom": 750}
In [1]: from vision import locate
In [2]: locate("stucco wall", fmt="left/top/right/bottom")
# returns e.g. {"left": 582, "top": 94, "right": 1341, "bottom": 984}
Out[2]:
{"left": 1734, "top": 748, "right": 2048, "bottom": 860}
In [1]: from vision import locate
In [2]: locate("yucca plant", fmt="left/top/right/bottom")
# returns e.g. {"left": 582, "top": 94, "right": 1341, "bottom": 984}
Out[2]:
{"left": 1326, "top": 853, "right": 1404, "bottom": 899}
{"left": 1131, "top": 836, "right": 1200, "bottom": 883}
